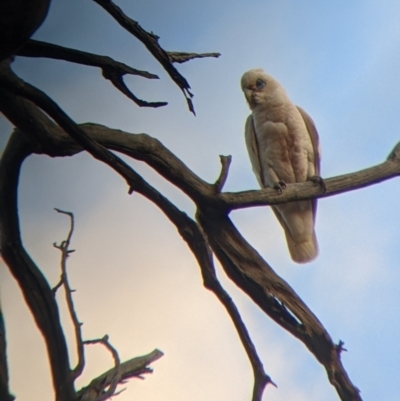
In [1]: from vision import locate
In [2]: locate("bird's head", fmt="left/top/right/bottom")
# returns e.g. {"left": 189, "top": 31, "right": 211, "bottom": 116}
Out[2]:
{"left": 241, "top": 69, "right": 286, "bottom": 110}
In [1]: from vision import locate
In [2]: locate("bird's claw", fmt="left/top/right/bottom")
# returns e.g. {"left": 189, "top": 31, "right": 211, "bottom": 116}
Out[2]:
{"left": 308, "top": 175, "right": 326, "bottom": 193}
{"left": 274, "top": 180, "right": 287, "bottom": 194}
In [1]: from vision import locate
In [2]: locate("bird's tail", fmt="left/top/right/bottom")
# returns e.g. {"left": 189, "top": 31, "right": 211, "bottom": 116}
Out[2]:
{"left": 284, "top": 230, "right": 318, "bottom": 264}
{"left": 272, "top": 203, "right": 318, "bottom": 264}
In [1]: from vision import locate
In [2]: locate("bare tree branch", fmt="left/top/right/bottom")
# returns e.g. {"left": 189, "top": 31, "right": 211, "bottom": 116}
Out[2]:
{"left": 0, "top": 93, "right": 276, "bottom": 399}
{"left": 220, "top": 153, "right": 400, "bottom": 210}
{"left": 17, "top": 40, "right": 168, "bottom": 107}
{"left": 3, "top": 59, "right": 396, "bottom": 400}
{"left": 196, "top": 211, "right": 361, "bottom": 401}
{"left": 76, "top": 349, "right": 163, "bottom": 401}
{"left": 66, "top": 124, "right": 400, "bottom": 211}
{"left": 0, "top": 90, "right": 368, "bottom": 399}
{"left": 52, "top": 209, "right": 85, "bottom": 380}
{"left": 17, "top": 40, "right": 168, "bottom": 108}
{"left": 0, "top": 128, "right": 165, "bottom": 401}
{"left": 91, "top": 0, "right": 198, "bottom": 113}
{"left": 0, "top": 61, "right": 166, "bottom": 200}
{"left": 168, "top": 51, "right": 221, "bottom": 64}
{"left": 182, "top": 219, "right": 277, "bottom": 400}
{"left": 213, "top": 155, "right": 232, "bottom": 193}
{"left": 2, "top": 66, "right": 398, "bottom": 213}
{"left": 0, "top": 133, "right": 75, "bottom": 401}
{"left": 18, "top": 40, "right": 158, "bottom": 79}
{"left": 103, "top": 68, "right": 167, "bottom": 108}
{"left": 0, "top": 3, "right": 392, "bottom": 399}
{"left": 82, "top": 336, "right": 121, "bottom": 401}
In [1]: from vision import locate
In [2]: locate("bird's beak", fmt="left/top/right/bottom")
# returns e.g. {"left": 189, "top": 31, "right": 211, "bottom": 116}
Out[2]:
{"left": 243, "top": 88, "right": 253, "bottom": 103}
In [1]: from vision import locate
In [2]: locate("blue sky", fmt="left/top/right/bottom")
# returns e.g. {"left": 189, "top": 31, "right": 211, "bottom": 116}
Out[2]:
{"left": 1, "top": 1, "right": 400, "bottom": 400}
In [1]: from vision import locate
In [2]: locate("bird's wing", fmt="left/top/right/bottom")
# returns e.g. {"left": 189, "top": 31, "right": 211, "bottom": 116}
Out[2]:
{"left": 244, "top": 114, "right": 264, "bottom": 187}
{"left": 296, "top": 106, "right": 320, "bottom": 220}
{"left": 296, "top": 106, "right": 321, "bottom": 176}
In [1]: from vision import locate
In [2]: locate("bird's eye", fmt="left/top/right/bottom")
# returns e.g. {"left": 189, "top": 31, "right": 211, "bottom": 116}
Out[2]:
{"left": 255, "top": 79, "right": 266, "bottom": 90}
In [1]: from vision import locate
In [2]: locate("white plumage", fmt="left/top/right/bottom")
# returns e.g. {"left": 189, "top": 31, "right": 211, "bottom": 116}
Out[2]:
{"left": 241, "top": 69, "right": 321, "bottom": 263}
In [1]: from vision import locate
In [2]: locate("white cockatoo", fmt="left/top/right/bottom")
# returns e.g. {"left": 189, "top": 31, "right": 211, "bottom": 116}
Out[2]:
{"left": 241, "top": 69, "right": 321, "bottom": 263}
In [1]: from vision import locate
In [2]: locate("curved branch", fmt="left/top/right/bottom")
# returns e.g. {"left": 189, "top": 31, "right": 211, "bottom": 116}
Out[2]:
{"left": 0, "top": 77, "right": 212, "bottom": 203}
{"left": 0, "top": 94, "right": 275, "bottom": 400}
{"left": 0, "top": 133, "right": 75, "bottom": 401}
{"left": 0, "top": 61, "right": 166, "bottom": 199}
{"left": 102, "top": 68, "right": 167, "bottom": 108}
{"left": 17, "top": 40, "right": 168, "bottom": 108}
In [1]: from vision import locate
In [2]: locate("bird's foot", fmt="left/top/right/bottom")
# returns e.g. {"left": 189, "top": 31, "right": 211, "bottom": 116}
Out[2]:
{"left": 308, "top": 175, "right": 326, "bottom": 193}
{"left": 273, "top": 180, "right": 287, "bottom": 194}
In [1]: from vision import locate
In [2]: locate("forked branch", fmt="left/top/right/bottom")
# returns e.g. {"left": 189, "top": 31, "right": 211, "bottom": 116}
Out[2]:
{"left": 0, "top": 95, "right": 275, "bottom": 399}
{"left": 0, "top": 90, "right": 373, "bottom": 399}
{"left": 91, "top": 0, "right": 194, "bottom": 111}
{"left": 17, "top": 40, "right": 167, "bottom": 108}
{"left": 0, "top": 133, "right": 164, "bottom": 400}
{"left": 3, "top": 56, "right": 400, "bottom": 400}
{"left": 197, "top": 211, "right": 361, "bottom": 401}
{"left": 0, "top": 132, "right": 75, "bottom": 401}
{"left": 91, "top": 0, "right": 218, "bottom": 113}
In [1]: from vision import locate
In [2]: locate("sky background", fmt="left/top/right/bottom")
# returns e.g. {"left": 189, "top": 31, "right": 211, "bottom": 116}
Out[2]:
{"left": 1, "top": 0, "right": 400, "bottom": 400}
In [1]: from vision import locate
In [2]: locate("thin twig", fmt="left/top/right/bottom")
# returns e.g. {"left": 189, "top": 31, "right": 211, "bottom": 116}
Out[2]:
{"left": 102, "top": 69, "right": 167, "bottom": 108}
{"left": 52, "top": 208, "right": 85, "bottom": 380}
